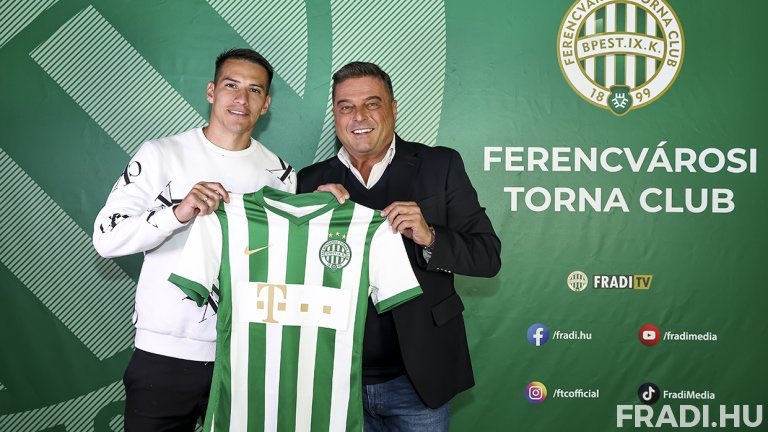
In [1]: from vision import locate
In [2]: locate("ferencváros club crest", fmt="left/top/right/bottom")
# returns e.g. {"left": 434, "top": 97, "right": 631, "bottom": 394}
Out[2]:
{"left": 319, "top": 235, "right": 352, "bottom": 271}
{"left": 557, "top": 0, "right": 684, "bottom": 115}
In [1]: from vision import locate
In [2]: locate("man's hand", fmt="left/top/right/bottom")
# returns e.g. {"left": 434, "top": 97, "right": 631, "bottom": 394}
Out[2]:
{"left": 381, "top": 201, "right": 434, "bottom": 247}
{"left": 316, "top": 183, "right": 350, "bottom": 204}
{"left": 173, "top": 182, "right": 230, "bottom": 223}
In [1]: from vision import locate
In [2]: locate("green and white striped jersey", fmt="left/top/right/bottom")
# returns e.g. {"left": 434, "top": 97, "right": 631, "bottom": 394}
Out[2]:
{"left": 169, "top": 187, "right": 421, "bottom": 432}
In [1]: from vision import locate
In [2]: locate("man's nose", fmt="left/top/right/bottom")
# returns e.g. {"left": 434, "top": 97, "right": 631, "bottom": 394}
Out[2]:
{"left": 233, "top": 88, "right": 248, "bottom": 104}
{"left": 353, "top": 106, "right": 368, "bottom": 121}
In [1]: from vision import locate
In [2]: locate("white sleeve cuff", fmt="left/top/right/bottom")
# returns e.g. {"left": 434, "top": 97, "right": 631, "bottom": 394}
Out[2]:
{"left": 422, "top": 248, "right": 432, "bottom": 262}
{"left": 153, "top": 206, "right": 187, "bottom": 233}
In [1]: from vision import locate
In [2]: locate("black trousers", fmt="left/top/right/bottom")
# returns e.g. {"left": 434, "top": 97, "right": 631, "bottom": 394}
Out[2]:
{"left": 123, "top": 349, "right": 214, "bottom": 432}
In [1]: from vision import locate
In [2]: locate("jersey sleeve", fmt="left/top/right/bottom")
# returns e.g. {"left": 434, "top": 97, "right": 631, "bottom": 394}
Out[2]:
{"left": 92, "top": 140, "right": 186, "bottom": 258}
{"left": 168, "top": 213, "right": 223, "bottom": 306}
{"left": 369, "top": 221, "right": 422, "bottom": 313}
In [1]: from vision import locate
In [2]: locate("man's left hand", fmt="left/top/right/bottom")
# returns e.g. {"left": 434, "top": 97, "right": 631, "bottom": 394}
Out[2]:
{"left": 381, "top": 202, "right": 434, "bottom": 247}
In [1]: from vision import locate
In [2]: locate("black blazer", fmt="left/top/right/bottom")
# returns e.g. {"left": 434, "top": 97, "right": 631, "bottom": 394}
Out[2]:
{"left": 298, "top": 136, "right": 501, "bottom": 408}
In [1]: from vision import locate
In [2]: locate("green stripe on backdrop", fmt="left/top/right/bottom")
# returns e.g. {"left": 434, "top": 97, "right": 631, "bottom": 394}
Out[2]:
{"left": 276, "top": 221, "right": 310, "bottom": 431}
{"left": 246, "top": 202, "right": 270, "bottom": 432}
{"left": 0, "top": 149, "right": 133, "bottom": 360}
{"left": 206, "top": 0, "right": 308, "bottom": 98}
{"left": 0, "top": 0, "right": 58, "bottom": 49}
{"left": 29, "top": 6, "right": 205, "bottom": 156}
{"left": 312, "top": 203, "right": 355, "bottom": 429}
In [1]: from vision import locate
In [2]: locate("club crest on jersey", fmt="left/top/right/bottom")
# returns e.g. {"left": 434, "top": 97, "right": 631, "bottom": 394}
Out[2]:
{"left": 319, "top": 233, "right": 351, "bottom": 271}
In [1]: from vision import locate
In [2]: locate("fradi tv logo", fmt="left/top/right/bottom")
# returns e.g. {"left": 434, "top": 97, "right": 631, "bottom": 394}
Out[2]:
{"left": 526, "top": 382, "right": 548, "bottom": 403}
{"left": 557, "top": 0, "right": 684, "bottom": 115}
{"left": 639, "top": 323, "right": 661, "bottom": 346}
{"left": 638, "top": 383, "right": 661, "bottom": 405}
{"left": 566, "top": 271, "right": 653, "bottom": 291}
{"left": 527, "top": 324, "right": 550, "bottom": 346}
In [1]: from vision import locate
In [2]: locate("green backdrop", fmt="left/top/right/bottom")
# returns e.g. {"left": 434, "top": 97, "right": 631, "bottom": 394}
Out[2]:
{"left": 1, "top": 0, "right": 765, "bottom": 430}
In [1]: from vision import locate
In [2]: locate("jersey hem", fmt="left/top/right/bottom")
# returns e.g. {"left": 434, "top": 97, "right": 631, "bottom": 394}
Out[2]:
{"left": 135, "top": 329, "right": 216, "bottom": 362}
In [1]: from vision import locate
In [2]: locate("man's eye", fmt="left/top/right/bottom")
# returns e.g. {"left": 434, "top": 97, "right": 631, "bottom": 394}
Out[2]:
{"left": 338, "top": 106, "right": 352, "bottom": 113}
{"left": 225, "top": 83, "right": 236, "bottom": 89}
{"left": 367, "top": 103, "right": 380, "bottom": 110}
{"left": 250, "top": 88, "right": 262, "bottom": 93}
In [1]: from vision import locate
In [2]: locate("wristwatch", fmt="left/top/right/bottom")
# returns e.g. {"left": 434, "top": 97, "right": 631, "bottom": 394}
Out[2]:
{"left": 424, "top": 226, "right": 436, "bottom": 252}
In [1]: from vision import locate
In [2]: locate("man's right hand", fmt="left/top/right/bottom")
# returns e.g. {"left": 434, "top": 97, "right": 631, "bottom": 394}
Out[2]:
{"left": 173, "top": 182, "right": 230, "bottom": 223}
{"left": 316, "top": 183, "right": 350, "bottom": 204}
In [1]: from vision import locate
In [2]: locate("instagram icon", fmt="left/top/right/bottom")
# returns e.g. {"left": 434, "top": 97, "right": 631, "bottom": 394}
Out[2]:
{"left": 526, "top": 381, "right": 548, "bottom": 403}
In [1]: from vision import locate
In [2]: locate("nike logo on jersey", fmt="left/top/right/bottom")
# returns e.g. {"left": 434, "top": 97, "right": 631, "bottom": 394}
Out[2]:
{"left": 244, "top": 245, "right": 269, "bottom": 255}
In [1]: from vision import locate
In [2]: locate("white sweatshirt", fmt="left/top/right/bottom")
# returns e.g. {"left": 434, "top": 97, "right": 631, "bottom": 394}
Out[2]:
{"left": 93, "top": 128, "right": 296, "bottom": 361}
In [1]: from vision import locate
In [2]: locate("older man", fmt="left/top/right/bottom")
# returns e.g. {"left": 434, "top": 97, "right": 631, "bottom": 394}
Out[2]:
{"left": 298, "top": 62, "right": 501, "bottom": 431}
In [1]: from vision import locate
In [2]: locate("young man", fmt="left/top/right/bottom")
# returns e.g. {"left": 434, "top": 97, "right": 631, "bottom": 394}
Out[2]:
{"left": 298, "top": 62, "right": 501, "bottom": 431}
{"left": 93, "top": 48, "right": 296, "bottom": 431}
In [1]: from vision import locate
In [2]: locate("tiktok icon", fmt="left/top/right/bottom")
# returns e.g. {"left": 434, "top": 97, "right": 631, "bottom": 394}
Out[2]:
{"left": 637, "top": 382, "right": 661, "bottom": 405}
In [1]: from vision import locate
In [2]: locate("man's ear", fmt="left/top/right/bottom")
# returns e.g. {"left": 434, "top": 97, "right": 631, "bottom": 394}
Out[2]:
{"left": 206, "top": 81, "right": 215, "bottom": 104}
{"left": 261, "top": 95, "right": 272, "bottom": 114}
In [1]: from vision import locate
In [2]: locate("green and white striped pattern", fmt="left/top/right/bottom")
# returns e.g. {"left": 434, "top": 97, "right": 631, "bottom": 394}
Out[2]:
{"left": 313, "top": 0, "right": 446, "bottom": 162}
{"left": 30, "top": 5, "right": 205, "bottom": 157}
{"left": 170, "top": 189, "right": 420, "bottom": 431}
{"left": 0, "top": 149, "right": 134, "bottom": 360}
{"left": 0, "top": 0, "right": 58, "bottom": 49}
{"left": 0, "top": 381, "right": 123, "bottom": 432}
{"left": 207, "top": 0, "right": 308, "bottom": 97}
{"left": 109, "top": 415, "right": 122, "bottom": 432}
{"left": 578, "top": 3, "right": 661, "bottom": 90}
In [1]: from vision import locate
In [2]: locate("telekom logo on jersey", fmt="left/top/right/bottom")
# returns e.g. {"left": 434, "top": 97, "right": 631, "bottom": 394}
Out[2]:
{"left": 235, "top": 282, "right": 353, "bottom": 331}
{"left": 257, "top": 283, "right": 289, "bottom": 323}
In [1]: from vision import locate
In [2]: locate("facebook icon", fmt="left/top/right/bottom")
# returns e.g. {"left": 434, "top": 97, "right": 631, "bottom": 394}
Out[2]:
{"left": 527, "top": 323, "right": 550, "bottom": 346}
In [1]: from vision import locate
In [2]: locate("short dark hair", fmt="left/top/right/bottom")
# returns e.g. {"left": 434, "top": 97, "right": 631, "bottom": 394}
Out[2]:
{"left": 214, "top": 48, "right": 274, "bottom": 93}
{"left": 332, "top": 62, "right": 394, "bottom": 101}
